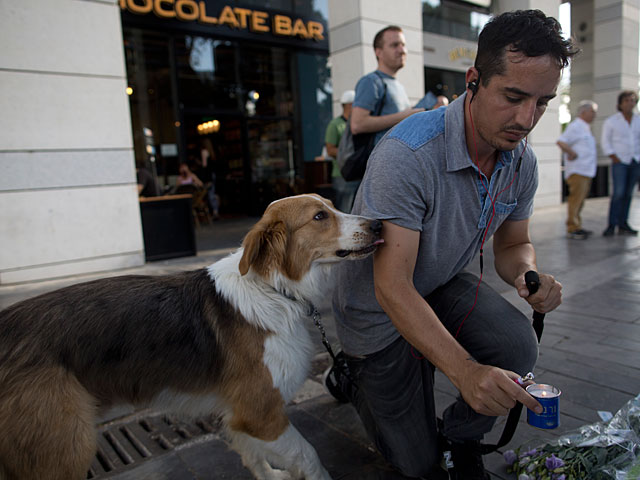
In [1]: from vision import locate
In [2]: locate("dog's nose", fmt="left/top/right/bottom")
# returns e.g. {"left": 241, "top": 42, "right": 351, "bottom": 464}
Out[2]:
{"left": 370, "top": 219, "right": 383, "bottom": 236}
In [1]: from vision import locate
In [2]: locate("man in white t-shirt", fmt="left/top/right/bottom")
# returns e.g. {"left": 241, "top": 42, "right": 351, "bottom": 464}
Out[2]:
{"left": 556, "top": 100, "right": 598, "bottom": 239}
{"left": 601, "top": 90, "right": 640, "bottom": 236}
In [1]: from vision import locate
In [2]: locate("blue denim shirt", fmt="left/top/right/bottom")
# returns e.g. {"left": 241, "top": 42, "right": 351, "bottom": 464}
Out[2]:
{"left": 332, "top": 93, "right": 538, "bottom": 356}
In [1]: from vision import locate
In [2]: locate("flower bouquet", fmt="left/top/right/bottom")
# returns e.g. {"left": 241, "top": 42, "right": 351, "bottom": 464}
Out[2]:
{"left": 504, "top": 393, "right": 640, "bottom": 479}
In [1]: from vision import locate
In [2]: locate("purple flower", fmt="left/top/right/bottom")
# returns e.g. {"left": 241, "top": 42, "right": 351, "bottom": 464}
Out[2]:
{"left": 523, "top": 448, "right": 538, "bottom": 457}
{"left": 503, "top": 450, "right": 518, "bottom": 465}
{"left": 553, "top": 474, "right": 566, "bottom": 480}
{"left": 545, "top": 453, "right": 564, "bottom": 470}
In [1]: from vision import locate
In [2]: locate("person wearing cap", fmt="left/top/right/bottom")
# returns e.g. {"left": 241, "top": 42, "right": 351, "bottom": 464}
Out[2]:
{"left": 556, "top": 100, "right": 598, "bottom": 239}
{"left": 324, "top": 89, "right": 360, "bottom": 212}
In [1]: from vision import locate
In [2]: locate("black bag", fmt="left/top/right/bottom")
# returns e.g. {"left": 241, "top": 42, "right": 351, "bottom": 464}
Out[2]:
{"left": 337, "top": 74, "right": 387, "bottom": 182}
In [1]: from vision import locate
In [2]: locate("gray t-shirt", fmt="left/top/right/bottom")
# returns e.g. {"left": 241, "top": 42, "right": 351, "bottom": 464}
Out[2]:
{"left": 353, "top": 70, "right": 411, "bottom": 145}
{"left": 332, "top": 93, "right": 539, "bottom": 356}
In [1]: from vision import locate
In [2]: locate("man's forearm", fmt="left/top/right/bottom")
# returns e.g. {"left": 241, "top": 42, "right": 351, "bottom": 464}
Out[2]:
{"left": 325, "top": 143, "right": 337, "bottom": 158}
{"left": 556, "top": 141, "right": 576, "bottom": 160}
{"left": 493, "top": 219, "right": 537, "bottom": 286}
{"left": 351, "top": 108, "right": 419, "bottom": 135}
{"left": 494, "top": 242, "right": 537, "bottom": 287}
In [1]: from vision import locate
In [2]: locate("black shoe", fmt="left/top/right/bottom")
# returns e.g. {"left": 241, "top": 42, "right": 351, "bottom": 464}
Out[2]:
{"left": 619, "top": 224, "right": 638, "bottom": 235}
{"left": 567, "top": 229, "right": 588, "bottom": 239}
{"left": 323, "top": 351, "right": 352, "bottom": 403}
{"left": 581, "top": 228, "right": 594, "bottom": 235}
{"left": 603, "top": 226, "right": 616, "bottom": 236}
{"left": 441, "top": 438, "right": 490, "bottom": 480}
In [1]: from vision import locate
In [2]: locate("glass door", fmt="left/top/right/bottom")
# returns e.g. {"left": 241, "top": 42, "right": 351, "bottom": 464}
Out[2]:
{"left": 248, "top": 118, "right": 296, "bottom": 212}
{"left": 183, "top": 114, "right": 249, "bottom": 216}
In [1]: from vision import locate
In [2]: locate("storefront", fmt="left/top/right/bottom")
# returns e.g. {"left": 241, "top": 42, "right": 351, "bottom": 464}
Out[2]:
{"left": 421, "top": 0, "right": 489, "bottom": 102}
{"left": 120, "top": 0, "right": 332, "bottom": 215}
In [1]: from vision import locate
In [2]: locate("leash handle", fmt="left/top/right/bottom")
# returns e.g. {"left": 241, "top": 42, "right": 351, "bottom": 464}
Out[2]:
{"left": 525, "top": 270, "right": 545, "bottom": 342}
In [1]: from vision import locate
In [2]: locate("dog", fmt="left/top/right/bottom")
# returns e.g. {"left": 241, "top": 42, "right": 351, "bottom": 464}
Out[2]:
{"left": 0, "top": 194, "right": 383, "bottom": 480}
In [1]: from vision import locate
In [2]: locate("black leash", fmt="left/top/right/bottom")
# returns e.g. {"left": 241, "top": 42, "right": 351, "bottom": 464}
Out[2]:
{"left": 479, "top": 270, "right": 545, "bottom": 454}
{"left": 309, "top": 305, "right": 340, "bottom": 362}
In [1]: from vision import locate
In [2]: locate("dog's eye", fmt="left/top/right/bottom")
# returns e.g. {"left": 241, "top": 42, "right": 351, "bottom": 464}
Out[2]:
{"left": 313, "top": 211, "right": 328, "bottom": 221}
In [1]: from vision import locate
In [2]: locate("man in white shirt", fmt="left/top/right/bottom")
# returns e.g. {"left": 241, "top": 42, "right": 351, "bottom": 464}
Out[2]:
{"left": 601, "top": 90, "right": 640, "bottom": 236}
{"left": 557, "top": 100, "right": 598, "bottom": 239}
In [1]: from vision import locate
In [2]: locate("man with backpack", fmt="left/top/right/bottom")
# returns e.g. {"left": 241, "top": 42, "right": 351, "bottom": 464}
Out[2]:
{"left": 335, "top": 25, "right": 423, "bottom": 198}
{"left": 350, "top": 25, "right": 423, "bottom": 146}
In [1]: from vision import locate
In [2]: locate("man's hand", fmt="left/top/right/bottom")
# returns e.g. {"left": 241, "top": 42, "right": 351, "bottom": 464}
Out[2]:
{"left": 458, "top": 362, "right": 542, "bottom": 417}
{"left": 515, "top": 272, "right": 562, "bottom": 314}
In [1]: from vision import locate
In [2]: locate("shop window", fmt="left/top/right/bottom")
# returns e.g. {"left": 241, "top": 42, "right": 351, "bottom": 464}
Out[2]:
{"left": 238, "top": 44, "right": 293, "bottom": 118}
{"left": 248, "top": 118, "right": 297, "bottom": 213}
{"left": 122, "top": 18, "right": 330, "bottom": 216}
{"left": 123, "top": 28, "right": 179, "bottom": 190}
{"left": 424, "top": 66, "right": 467, "bottom": 100}
{"left": 176, "top": 37, "right": 241, "bottom": 113}
{"left": 422, "top": 0, "right": 490, "bottom": 41}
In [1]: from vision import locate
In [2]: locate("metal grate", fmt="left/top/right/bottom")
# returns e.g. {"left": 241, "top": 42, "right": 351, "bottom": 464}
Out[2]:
{"left": 87, "top": 411, "right": 222, "bottom": 479}
{"left": 85, "top": 354, "right": 332, "bottom": 478}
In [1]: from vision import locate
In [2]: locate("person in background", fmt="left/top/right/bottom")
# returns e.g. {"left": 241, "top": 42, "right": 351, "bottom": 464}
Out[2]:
{"left": 556, "top": 100, "right": 598, "bottom": 239}
{"left": 601, "top": 90, "right": 640, "bottom": 236}
{"left": 136, "top": 161, "right": 159, "bottom": 198}
{"left": 328, "top": 10, "right": 572, "bottom": 479}
{"left": 349, "top": 25, "right": 423, "bottom": 144}
{"left": 433, "top": 94, "right": 449, "bottom": 109}
{"left": 177, "top": 162, "right": 203, "bottom": 188}
{"left": 325, "top": 90, "right": 359, "bottom": 212}
{"left": 200, "top": 138, "right": 220, "bottom": 220}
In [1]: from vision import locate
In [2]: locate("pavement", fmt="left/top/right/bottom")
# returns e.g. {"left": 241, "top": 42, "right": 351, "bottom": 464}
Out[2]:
{"left": 1, "top": 194, "right": 639, "bottom": 480}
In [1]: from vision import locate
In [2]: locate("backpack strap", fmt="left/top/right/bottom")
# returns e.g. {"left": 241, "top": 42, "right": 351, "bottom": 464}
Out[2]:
{"left": 372, "top": 71, "right": 388, "bottom": 117}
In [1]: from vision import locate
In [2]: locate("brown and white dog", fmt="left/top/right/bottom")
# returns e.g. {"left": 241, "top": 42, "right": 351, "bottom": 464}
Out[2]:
{"left": 0, "top": 194, "right": 383, "bottom": 480}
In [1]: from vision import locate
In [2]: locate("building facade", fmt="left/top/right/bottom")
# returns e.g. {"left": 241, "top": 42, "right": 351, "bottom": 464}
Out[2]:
{"left": 1, "top": 0, "right": 638, "bottom": 283}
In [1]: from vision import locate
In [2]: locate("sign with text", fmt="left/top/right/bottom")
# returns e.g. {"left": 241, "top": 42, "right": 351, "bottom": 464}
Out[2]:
{"left": 120, "top": 0, "right": 328, "bottom": 51}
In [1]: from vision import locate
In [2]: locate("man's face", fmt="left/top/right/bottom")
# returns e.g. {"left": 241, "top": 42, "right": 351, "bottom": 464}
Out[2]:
{"left": 471, "top": 52, "right": 562, "bottom": 152}
{"left": 582, "top": 107, "right": 596, "bottom": 124}
{"left": 376, "top": 30, "right": 407, "bottom": 72}
{"left": 619, "top": 94, "right": 638, "bottom": 116}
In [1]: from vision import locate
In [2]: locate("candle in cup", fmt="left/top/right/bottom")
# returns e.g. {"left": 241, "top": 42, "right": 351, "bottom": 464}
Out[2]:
{"left": 526, "top": 384, "right": 560, "bottom": 429}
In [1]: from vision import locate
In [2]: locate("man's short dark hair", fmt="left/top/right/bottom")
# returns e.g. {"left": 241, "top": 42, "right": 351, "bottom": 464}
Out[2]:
{"left": 373, "top": 25, "right": 403, "bottom": 50}
{"left": 474, "top": 10, "right": 579, "bottom": 86}
{"left": 617, "top": 90, "right": 638, "bottom": 111}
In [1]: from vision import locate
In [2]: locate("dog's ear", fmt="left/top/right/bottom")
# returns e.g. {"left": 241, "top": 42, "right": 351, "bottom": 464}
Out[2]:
{"left": 239, "top": 220, "right": 287, "bottom": 276}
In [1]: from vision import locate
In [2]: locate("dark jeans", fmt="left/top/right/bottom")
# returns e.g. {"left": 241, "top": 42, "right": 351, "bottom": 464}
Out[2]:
{"left": 608, "top": 160, "right": 640, "bottom": 227}
{"left": 344, "top": 272, "right": 538, "bottom": 478}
